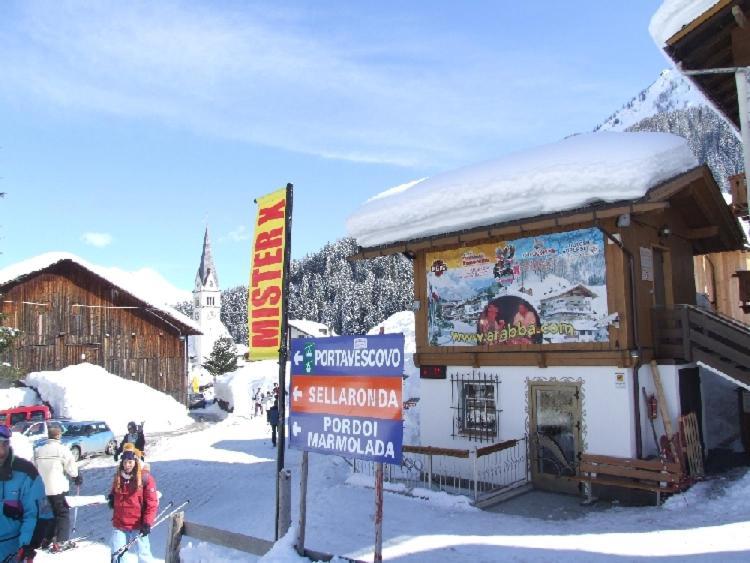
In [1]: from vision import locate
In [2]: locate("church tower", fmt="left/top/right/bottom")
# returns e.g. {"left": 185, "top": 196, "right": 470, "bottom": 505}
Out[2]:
{"left": 191, "top": 227, "right": 229, "bottom": 366}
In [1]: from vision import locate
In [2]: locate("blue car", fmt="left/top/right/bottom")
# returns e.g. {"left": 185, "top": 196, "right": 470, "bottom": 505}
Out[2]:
{"left": 35, "top": 420, "right": 117, "bottom": 461}
{"left": 60, "top": 421, "right": 117, "bottom": 461}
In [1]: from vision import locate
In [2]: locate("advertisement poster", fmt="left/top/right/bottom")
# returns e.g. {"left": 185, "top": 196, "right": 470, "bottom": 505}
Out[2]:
{"left": 426, "top": 227, "right": 609, "bottom": 347}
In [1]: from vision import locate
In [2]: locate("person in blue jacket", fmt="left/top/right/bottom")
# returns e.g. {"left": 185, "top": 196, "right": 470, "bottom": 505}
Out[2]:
{"left": 0, "top": 425, "right": 47, "bottom": 562}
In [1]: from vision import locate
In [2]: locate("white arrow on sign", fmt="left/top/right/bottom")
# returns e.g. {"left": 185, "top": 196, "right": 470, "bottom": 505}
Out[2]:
{"left": 292, "top": 421, "right": 302, "bottom": 437}
{"left": 293, "top": 386, "right": 302, "bottom": 401}
{"left": 293, "top": 350, "right": 303, "bottom": 365}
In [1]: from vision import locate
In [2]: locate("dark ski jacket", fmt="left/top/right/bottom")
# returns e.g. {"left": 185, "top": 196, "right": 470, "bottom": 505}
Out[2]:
{"left": 267, "top": 406, "right": 279, "bottom": 426}
{"left": 115, "top": 431, "right": 146, "bottom": 460}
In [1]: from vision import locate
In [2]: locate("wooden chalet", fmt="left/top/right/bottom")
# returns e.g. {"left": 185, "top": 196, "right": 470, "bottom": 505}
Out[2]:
{"left": 351, "top": 145, "right": 750, "bottom": 495}
{"left": 0, "top": 254, "right": 201, "bottom": 404}
{"left": 658, "top": 0, "right": 750, "bottom": 455}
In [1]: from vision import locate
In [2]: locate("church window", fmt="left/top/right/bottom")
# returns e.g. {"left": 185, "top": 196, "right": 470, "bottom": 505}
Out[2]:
{"left": 207, "top": 296, "right": 215, "bottom": 306}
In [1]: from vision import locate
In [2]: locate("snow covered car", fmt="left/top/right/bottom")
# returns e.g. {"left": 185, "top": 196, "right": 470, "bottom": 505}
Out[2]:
{"left": 44, "top": 420, "right": 117, "bottom": 461}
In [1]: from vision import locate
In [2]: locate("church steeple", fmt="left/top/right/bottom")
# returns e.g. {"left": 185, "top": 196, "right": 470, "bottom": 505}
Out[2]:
{"left": 196, "top": 227, "right": 218, "bottom": 289}
{"left": 190, "top": 226, "right": 228, "bottom": 366}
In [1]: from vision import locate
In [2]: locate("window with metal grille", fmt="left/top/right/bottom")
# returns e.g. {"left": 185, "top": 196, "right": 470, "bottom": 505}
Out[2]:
{"left": 451, "top": 372, "right": 500, "bottom": 442}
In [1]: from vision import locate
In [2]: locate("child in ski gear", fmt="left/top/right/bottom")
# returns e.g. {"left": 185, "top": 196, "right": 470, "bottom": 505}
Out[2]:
{"left": 109, "top": 450, "right": 158, "bottom": 562}
{"left": 0, "top": 425, "right": 47, "bottom": 562}
{"left": 267, "top": 400, "right": 279, "bottom": 447}
{"left": 32, "top": 425, "right": 80, "bottom": 549}
{"left": 114, "top": 422, "right": 146, "bottom": 462}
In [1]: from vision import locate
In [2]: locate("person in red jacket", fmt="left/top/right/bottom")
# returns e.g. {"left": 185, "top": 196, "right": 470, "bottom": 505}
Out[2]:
{"left": 108, "top": 450, "right": 158, "bottom": 562}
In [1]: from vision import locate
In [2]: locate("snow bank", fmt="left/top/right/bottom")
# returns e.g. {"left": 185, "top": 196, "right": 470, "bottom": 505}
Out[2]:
{"left": 650, "top": 0, "right": 719, "bottom": 46}
{"left": 368, "top": 311, "right": 421, "bottom": 445}
{"left": 214, "top": 360, "right": 286, "bottom": 413}
{"left": 347, "top": 132, "right": 698, "bottom": 248}
{"left": 25, "top": 363, "right": 192, "bottom": 434}
{"left": 664, "top": 469, "right": 750, "bottom": 516}
{"left": 0, "top": 387, "right": 40, "bottom": 410}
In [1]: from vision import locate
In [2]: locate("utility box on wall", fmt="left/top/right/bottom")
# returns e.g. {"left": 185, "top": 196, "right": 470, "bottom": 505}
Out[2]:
{"left": 735, "top": 270, "right": 750, "bottom": 313}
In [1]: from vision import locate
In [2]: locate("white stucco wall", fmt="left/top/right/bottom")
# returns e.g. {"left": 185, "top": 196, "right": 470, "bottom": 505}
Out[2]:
{"left": 420, "top": 365, "right": 646, "bottom": 458}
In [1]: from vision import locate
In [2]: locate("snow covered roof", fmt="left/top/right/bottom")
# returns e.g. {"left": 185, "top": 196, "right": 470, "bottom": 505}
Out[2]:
{"left": 288, "top": 319, "right": 334, "bottom": 337}
{"left": 0, "top": 252, "right": 201, "bottom": 334}
{"left": 347, "top": 132, "right": 698, "bottom": 249}
{"left": 650, "top": 0, "right": 721, "bottom": 46}
{"left": 540, "top": 284, "right": 598, "bottom": 302}
{"left": 650, "top": 1, "right": 741, "bottom": 128}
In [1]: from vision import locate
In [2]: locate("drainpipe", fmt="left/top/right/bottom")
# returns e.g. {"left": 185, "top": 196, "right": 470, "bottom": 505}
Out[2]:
{"left": 599, "top": 228, "right": 643, "bottom": 459}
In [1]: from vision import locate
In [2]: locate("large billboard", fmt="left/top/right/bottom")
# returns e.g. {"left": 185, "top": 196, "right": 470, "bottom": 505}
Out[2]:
{"left": 426, "top": 227, "right": 609, "bottom": 347}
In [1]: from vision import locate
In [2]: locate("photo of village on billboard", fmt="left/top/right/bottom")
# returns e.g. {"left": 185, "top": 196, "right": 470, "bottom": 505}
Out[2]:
{"left": 426, "top": 227, "right": 610, "bottom": 347}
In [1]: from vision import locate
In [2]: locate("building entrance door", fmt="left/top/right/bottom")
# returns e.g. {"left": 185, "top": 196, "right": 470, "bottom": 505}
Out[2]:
{"left": 529, "top": 382, "right": 581, "bottom": 494}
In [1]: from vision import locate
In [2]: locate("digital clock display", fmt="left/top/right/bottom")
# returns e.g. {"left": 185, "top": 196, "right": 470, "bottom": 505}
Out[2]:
{"left": 420, "top": 365, "right": 447, "bottom": 379}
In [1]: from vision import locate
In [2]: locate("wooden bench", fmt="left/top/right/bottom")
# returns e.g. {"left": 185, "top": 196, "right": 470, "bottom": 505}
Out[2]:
{"left": 579, "top": 453, "right": 686, "bottom": 505}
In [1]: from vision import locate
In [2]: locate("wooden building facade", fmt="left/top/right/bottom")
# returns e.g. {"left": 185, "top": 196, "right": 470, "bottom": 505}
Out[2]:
{"left": 353, "top": 163, "right": 750, "bottom": 493}
{"left": 0, "top": 256, "right": 201, "bottom": 403}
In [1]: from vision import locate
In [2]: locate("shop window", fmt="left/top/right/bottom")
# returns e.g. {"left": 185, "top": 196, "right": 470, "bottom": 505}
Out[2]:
{"left": 451, "top": 372, "right": 500, "bottom": 442}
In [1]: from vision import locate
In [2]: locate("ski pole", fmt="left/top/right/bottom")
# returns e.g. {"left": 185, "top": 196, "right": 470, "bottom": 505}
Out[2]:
{"left": 71, "top": 483, "right": 80, "bottom": 536}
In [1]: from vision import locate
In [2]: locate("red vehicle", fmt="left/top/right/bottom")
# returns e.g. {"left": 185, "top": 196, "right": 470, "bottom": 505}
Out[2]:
{"left": 0, "top": 405, "right": 51, "bottom": 428}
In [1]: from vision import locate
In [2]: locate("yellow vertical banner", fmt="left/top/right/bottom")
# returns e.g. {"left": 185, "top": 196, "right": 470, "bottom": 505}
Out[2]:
{"left": 248, "top": 187, "right": 288, "bottom": 361}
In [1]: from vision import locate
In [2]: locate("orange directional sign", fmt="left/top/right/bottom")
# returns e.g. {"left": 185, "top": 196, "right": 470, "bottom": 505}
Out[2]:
{"left": 291, "top": 375, "right": 402, "bottom": 420}
{"left": 289, "top": 334, "right": 405, "bottom": 464}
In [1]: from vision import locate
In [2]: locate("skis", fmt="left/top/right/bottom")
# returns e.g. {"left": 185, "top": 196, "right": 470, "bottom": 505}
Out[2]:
{"left": 111, "top": 500, "right": 189, "bottom": 563}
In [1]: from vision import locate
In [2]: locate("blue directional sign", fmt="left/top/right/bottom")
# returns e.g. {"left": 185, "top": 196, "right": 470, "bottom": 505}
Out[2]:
{"left": 290, "top": 334, "right": 404, "bottom": 377}
{"left": 289, "top": 412, "right": 403, "bottom": 463}
{"left": 289, "top": 334, "right": 405, "bottom": 465}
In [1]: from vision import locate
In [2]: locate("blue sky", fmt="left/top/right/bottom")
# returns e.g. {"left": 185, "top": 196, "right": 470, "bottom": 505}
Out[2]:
{"left": 0, "top": 1, "right": 668, "bottom": 294}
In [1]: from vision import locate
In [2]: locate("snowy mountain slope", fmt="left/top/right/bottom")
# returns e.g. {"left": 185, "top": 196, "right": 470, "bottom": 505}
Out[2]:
{"left": 594, "top": 69, "right": 742, "bottom": 193}
{"left": 594, "top": 69, "right": 709, "bottom": 132}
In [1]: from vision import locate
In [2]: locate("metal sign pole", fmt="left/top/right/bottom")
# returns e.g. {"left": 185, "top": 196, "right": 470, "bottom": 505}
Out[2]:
{"left": 374, "top": 462, "right": 384, "bottom": 563}
{"left": 296, "top": 450, "right": 309, "bottom": 556}
{"left": 275, "top": 182, "right": 294, "bottom": 540}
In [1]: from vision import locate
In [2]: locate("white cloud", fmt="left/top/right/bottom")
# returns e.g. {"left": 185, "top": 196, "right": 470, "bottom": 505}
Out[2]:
{"left": 81, "top": 232, "right": 113, "bottom": 248}
{"left": 220, "top": 226, "right": 250, "bottom": 243}
{"left": 0, "top": 1, "right": 606, "bottom": 168}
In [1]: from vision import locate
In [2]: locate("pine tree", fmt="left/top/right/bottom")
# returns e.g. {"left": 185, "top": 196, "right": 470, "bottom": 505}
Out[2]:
{"left": 202, "top": 337, "right": 238, "bottom": 376}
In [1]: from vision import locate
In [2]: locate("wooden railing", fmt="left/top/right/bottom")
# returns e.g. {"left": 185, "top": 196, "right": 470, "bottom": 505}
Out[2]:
{"left": 653, "top": 305, "right": 750, "bottom": 385}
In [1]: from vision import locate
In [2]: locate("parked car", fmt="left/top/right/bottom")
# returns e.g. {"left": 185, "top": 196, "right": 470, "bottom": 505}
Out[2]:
{"left": 60, "top": 421, "right": 117, "bottom": 461}
{"left": 35, "top": 420, "right": 117, "bottom": 461}
{"left": 0, "top": 405, "right": 51, "bottom": 428}
{"left": 14, "top": 418, "right": 67, "bottom": 447}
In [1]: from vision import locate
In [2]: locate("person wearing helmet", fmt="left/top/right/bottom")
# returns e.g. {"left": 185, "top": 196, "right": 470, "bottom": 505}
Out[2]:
{"left": 114, "top": 422, "right": 146, "bottom": 462}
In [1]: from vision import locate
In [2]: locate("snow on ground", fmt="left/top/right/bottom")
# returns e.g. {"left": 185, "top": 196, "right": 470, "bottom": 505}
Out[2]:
{"left": 347, "top": 132, "right": 698, "bottom": 248}
{"left": 35, "top": 410, "right": 750, "bottom": 562}
{"left": 15, "top": 319, "right": 750, "bottom": 562}
{"left": 25, "top": 363, "right": 192, "bottom": 434}
{"left": 0, "top": 386, "right": 40, "bottom": 410}
{"left": 15, "top": 352, "right": 750, "bottom": 563}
